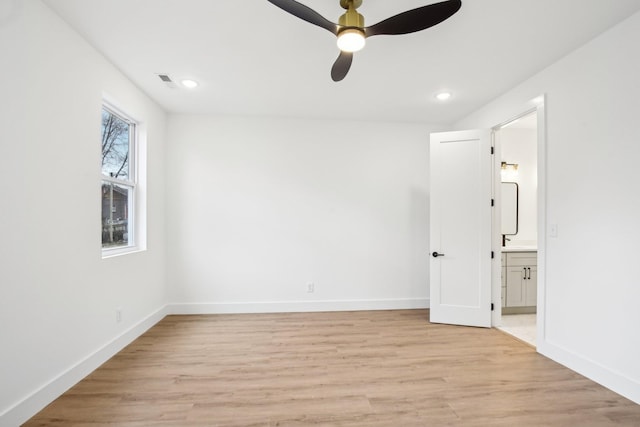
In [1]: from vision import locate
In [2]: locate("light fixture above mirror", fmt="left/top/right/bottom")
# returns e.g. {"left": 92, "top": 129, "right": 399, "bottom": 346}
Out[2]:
{"left": 501, "top": 161, "right": 519, "bottom": 181}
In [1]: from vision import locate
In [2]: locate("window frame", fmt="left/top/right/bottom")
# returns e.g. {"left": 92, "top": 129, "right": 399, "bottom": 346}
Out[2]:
{"left": 101, "top": 102, "right": 139, "bottom": 257}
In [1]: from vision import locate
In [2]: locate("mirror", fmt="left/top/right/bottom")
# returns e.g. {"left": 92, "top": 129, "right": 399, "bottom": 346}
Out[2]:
{"left": 501, "top": 182, "right": 519, "bottom": 236}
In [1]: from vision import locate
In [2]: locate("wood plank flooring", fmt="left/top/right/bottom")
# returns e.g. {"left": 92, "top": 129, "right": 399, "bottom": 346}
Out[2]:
{"left": 25, "top": 310, "right": 640, "bottom": 426}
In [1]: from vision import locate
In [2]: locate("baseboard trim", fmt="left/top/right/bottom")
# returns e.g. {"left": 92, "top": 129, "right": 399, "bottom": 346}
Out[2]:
{"left": 1, "top": 305, "right": 168, "bottom": 427}
{"left": 538, "top": 339, "right": 640, "bottom": 405}
{"left": 167, "top": 298, "right": 429, "bottom": 315}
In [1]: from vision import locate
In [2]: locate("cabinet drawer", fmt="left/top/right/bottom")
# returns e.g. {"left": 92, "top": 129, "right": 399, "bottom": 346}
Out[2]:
{"left": 506, "top": 251, "right": 537, "bottom": 266}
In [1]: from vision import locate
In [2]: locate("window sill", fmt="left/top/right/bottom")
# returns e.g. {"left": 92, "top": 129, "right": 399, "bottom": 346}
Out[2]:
{"left": 102, "top": 245, "right": 145, "bottom": 259}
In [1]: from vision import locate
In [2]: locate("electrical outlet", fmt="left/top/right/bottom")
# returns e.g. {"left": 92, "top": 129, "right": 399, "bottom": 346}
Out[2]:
{"left": 115, "top": 308, "right": 122, "bottom": 323}
{"left": 307, "top": 282, "right": 315, "bottom": 293}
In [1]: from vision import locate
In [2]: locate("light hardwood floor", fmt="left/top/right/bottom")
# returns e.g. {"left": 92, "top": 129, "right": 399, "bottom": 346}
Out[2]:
{"left": 25, "top": 310, "right": 640, "bottom": 426}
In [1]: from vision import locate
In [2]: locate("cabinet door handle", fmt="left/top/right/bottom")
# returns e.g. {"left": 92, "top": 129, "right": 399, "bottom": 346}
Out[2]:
{"left": 432, "top": 252, "right": 445, "bottom": 258}
{"left": 527, "top": 267, "right": 531, "bottom": 280}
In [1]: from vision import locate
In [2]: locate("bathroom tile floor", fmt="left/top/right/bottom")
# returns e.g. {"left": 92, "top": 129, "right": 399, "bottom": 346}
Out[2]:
{"left": 498, "top": 314, "right": 536, "bottom": 347}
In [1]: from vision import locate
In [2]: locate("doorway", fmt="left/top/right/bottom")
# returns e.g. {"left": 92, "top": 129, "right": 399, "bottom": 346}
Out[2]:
{"left": 494, "top": 109, "right": 540, "bottom": 346}
{"left": 428, "top": 96, "right": 546, "bottom": 342}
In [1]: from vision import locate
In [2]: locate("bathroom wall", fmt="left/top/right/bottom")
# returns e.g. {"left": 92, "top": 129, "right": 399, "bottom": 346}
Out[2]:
{"left": 499, "top": 124, "right": 537, "bottom": 246}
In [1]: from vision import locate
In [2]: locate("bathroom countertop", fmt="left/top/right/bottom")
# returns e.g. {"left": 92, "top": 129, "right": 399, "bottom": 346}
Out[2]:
{"left": 501, "top": 246, "right": 537, "bottom": 252}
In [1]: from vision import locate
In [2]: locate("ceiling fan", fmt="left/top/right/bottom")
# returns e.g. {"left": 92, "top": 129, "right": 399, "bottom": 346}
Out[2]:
{"left": 267, "top": 0, "right": 462, "bottom": 81}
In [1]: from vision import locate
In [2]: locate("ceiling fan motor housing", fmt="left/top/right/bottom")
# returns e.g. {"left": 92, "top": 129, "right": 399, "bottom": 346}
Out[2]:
{"left": 338, "top": 1, "right": 365, "bottom": 29}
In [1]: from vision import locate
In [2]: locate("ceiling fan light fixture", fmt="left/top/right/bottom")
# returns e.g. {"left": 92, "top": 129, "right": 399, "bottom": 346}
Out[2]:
{"left": 267, "top": 0, "right": 463, "bottom": 81}
{"left": 337, "top": 28, "right": 366, "bottom": 52}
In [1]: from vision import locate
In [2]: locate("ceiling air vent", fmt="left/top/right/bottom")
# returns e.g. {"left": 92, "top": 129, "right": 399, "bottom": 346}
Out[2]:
{"left": 157, "top": 74, "right": 177, "bottom": 89}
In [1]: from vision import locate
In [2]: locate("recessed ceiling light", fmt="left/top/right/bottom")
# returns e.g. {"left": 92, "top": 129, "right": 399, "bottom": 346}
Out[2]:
{"left": 436, "top": 92, "right": 452, "bottom": 101}
{"left": 181, "top": 79, "right": 199, "bottom": 89}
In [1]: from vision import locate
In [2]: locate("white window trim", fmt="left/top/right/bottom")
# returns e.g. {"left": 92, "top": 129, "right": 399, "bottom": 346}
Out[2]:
{"left": 101, "top": 101, "right": 142, "bottom": 258}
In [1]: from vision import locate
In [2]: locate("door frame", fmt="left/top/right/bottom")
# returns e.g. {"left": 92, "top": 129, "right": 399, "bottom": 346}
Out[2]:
{"left": 491, "top": 95, "right": 547, "bottom": 349}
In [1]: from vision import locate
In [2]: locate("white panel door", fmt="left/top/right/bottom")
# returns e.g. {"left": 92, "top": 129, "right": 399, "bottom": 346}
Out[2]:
{"left": 430, "top": 130, "right": 492, "bottom": 327}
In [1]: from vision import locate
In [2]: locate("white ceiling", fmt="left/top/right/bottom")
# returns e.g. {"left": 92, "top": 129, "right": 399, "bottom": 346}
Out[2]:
{"left": 43, "top": 0, "right": 640, "bottom": 124}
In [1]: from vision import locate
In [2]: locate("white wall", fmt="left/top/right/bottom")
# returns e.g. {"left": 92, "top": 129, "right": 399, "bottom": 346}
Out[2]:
{"left": 499, "top": 127, "right": 537, "bottom": 245}
{"left": 456, "top": 11, "right": 640, "bottom": 404}
{"left": 166, "top": 115, "right": 437, "bottom": 313}
{"left": 0, "top": 2, "right": 167, "bottom": 424}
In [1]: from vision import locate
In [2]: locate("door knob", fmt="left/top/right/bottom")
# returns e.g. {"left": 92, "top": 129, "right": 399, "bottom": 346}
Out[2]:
{"left": 432, "top": 251, "right": 445, "bottom": 258}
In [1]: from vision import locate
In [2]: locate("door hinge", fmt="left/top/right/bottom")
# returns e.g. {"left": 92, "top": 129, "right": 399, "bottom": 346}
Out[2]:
{"left": 491, "top": 146, "right": 494, "bottom": 155}
{"left": 491, "top": 251, "right": 495, "bottom": 259}
{"left": 491, "top": 303, "right": 495, "bottom": 311}
{"left": 491, "top": 198, "right": 495, "bottom": 207}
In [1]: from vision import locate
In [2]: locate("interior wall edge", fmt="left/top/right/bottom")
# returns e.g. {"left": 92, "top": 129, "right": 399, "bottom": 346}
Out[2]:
{"left": 0, "top": 305, "right": 169, "bottom": 427}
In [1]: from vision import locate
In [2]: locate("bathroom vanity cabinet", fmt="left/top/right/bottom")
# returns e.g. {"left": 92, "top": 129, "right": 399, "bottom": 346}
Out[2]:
{"left": 501, "top": 250, "right": 537, "bottom": 313}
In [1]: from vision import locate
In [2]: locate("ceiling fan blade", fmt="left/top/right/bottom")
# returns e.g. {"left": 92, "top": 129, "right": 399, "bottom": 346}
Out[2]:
{"left": 331, "top": 51, "right": 353, "bottom": 82}
{"left": 365, "top": 0, "right": 461, "bottom": 37}
{"left": 267, "top": 0, "right": 339, "bottom": 35}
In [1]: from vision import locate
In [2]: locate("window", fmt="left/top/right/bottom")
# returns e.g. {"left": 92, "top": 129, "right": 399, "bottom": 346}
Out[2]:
{"left": 101, "top": 104, "right": 137, "bottom": 254}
